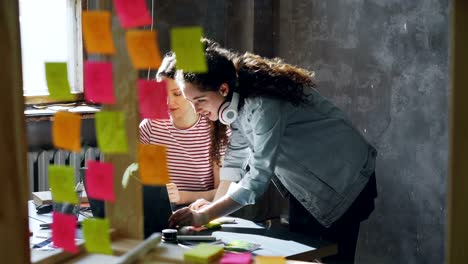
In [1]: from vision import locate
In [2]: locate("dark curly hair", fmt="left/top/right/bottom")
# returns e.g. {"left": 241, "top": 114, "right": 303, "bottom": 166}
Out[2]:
{"left": 157, "top": 52, "right": 229, "bottom": 166}
{"left": 176, "top": 38, "right": 316, "bottom": 109}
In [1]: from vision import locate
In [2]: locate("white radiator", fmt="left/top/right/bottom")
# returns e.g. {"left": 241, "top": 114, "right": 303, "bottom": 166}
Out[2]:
{"left": 27, "top": 147, "right": 103, "bottom": 195}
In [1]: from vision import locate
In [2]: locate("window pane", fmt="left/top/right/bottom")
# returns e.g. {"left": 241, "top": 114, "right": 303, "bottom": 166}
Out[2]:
{"left": 19, "top": 0, "right": 81, "bottom": 96}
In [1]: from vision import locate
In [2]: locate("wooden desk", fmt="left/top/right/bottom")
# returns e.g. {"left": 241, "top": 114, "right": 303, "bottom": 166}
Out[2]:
{"left": 28, "top": 201, "right": 335, "bottom": 263}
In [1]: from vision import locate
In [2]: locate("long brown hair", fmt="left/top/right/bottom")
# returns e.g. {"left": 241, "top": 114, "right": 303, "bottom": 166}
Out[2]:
{"left": 177, "top": 38, "right": 316, "bottom": 109}
{"left": 158, "top": 52, "right": 229, "bottom": 166}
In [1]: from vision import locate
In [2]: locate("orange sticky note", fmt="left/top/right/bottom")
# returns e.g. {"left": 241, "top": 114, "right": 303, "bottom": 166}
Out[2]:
{"left": 82, "top": 11, "right": 116, "bottom": 55}
{"left": 126, "top": 30, "right": 162, "bottom": 69}
{"left": 255, "top": 256, "right": 286, "bottom": 264}
{"left": 53, "top": 111, "right": 81, "bottom": 152}
{"left": 138, "top": 144, "right": 169, "bottom": 185}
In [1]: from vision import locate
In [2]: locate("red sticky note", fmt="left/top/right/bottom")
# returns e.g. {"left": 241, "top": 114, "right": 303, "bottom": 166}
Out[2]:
{"left": 52, "top": 212, "right": 78, "bottom": 254}
{"left": 114, "top": 0, "right": 152, "bottom": 29}
{"left": 220, "top": 252, "right": 252, "bottom": 264}
{"left": 138, "top": 79, "right": 169, "bottom": 119}
{"left": 85, "top": 160, "right": 115, "bottom": 202}
{"left": 84, "top": 61, "right": 116, "bottom": 104}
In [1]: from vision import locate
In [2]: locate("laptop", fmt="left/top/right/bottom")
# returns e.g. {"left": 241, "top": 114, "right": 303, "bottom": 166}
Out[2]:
{"left": 82, "top": 168, "right": 173, "bottom": 238}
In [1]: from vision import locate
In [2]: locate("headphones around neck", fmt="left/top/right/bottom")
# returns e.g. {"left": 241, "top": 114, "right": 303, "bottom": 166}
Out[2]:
{"left": 218, "top": 91, "right": 239, "bottom": 125}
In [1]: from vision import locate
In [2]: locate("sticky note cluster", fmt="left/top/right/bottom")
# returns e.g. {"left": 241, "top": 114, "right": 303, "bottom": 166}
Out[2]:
{"left": 184, "top": 244, "right": 224, "bottom": 264}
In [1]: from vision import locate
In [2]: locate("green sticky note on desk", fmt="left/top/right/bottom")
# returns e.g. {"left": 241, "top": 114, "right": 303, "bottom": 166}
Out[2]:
{"left": 83, "top": 218, "right": 112, "bottom": 255}
{"left": 45, "top": 62, "right": 73, "bottom": 100}
{"left": 48, "top": 165, "right": 78, "bottom": 204}
{"left": 184, "top": 243, "right": 224, "bottom": 264}
{"left": 95, "top": 111, "right": 128, "bottom": 154}
{"left": 170, "top": 26, "right": 207, "bottom": 73}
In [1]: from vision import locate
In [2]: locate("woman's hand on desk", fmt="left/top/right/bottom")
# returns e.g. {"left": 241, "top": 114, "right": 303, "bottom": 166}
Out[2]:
{"left": 189, "top": 198, "right": 211, "bottom": 210}
{"left": 168, "top": 207, "right": 209, "bottom": 228}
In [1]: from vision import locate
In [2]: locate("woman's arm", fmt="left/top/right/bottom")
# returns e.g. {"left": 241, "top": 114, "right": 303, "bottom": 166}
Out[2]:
{"left": 169, "top": 193, "right": 244, "bottom": 227}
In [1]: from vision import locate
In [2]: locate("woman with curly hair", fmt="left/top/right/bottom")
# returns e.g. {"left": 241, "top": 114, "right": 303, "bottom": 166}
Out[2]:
{"left": 169, "top": 39, "right": 378, "bottom": 263}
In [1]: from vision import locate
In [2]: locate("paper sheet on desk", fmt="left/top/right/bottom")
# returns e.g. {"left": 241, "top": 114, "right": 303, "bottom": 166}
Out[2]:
{"left": 212, "top": 231, "right": 315, "bottom": 256}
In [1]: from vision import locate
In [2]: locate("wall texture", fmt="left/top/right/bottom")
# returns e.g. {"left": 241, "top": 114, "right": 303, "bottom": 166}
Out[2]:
{"left": 274, "top": 0, "right": 449, "bottom": 263}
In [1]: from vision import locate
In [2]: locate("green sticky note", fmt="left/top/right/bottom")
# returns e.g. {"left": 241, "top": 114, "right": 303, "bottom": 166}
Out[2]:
{"left": 95, "top": 111, "right": 128, "bottom": 154}
{"left": 83, "top": 218, "right": 112, "bottom": 255}
{"left": 48, "top": 165, "right": 78, "bottom": 204}
{"left": 170, "top": 26, "right": 207, "bottom": 73}
{"left": 184, "top": 243, "right": 224, "bottom": 264}
{"left": 45, "top": 62, "right": 73, "bottom": 100}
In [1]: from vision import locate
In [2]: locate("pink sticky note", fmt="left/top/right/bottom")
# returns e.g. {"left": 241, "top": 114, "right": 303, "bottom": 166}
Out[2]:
{"left": 84, "top": 61, "right": 116, "bottom": 104}
{"left": 114, "top": 0, "right": 152, "bottom": 29}
{"left": 52, "top": 212, "right": 78, "bottom": 254}
{"left": 138, "top": 79, "right": 169, "bottom": 119}
{"left": 220, "top": 252, "right": 252, "bottom": 264}
{"left": 85, "top": 160, "right": 115, "bottom": 202}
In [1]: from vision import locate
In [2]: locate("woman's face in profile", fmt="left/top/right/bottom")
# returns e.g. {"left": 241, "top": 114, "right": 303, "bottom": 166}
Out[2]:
{"left": 181, "top": 82, "right": 226, "bottom": 122}
{"left": 165, "top": 78, "right": 196, "bottom": 121}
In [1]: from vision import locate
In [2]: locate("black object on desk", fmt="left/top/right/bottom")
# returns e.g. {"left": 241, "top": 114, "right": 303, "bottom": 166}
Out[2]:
{"left": 36, "top": 204, "right": 53, "bottom": 214}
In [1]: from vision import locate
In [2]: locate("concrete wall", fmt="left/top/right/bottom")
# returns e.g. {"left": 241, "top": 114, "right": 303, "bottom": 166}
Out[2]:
{"left": 274, "top": 0, "right": 449, "bottom": 263}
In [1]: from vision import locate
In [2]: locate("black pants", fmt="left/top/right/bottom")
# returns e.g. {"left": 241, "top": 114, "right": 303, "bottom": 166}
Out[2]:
{"left": 289, "top": 174, "right": 377, "bottom": 264}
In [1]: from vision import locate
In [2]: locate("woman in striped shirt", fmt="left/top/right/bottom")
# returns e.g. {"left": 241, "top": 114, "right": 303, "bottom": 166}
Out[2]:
{"left": 139, "top": 52, "right": 229, "bottom": 205}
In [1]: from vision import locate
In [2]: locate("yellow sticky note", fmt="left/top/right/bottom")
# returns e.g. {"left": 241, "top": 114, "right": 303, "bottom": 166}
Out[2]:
{"left": 138, "top": 144, "right": 169, "bottom": 185}
{"left": 82, "top": 11, "right": 116, "bottom": 54}
{"left": 255, "top": 256, "right": 286, "bottom": 264}
{"left": 170, "top": 26, "right": 207, "bottom": 73}
{"left": 45, "top": 62, "right": 73, "bottom": 100}
{"left": 53, "top": 111, "right": 81, "bottom": 152}
{"left": 126, "top": 30, "right": 162, "bottom": 69}
{"left": 48, "top": 165, "right": 78, "bottom": 204}
{"left": 83, "top": 218, "right": 112, "bottom": 255}
{"left": 184, "top": 243, "right": 224, "bottom": 264}
{"left": 95, "top": 111, "right": 128, "bottom": 154}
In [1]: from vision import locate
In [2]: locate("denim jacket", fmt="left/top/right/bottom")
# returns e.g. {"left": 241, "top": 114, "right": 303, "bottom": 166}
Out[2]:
{"left": 220, "top": 88, "right": 377, "bottom": 227}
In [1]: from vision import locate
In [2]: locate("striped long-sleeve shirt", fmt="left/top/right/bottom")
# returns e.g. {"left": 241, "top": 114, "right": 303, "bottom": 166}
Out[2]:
{"left": 139, "top": 116, "right": 214, "bottom": 191}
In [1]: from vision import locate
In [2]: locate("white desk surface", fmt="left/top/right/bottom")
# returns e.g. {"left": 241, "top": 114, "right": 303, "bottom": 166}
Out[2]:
{"left": 28, "top": 201, "right": 335, "bottom": 262}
